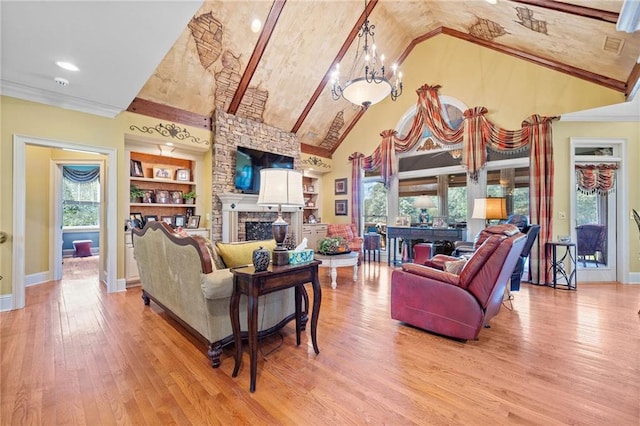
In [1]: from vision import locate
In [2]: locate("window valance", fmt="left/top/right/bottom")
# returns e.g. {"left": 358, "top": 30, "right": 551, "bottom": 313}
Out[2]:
{"left": 575, "top": 164, "right": 618, "bottom": 194}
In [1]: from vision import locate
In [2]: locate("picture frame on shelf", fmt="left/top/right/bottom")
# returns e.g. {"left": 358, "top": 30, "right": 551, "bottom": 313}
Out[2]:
{"left": 130, "top": 160, "right": 144, "bottom": 177}
{"left": 187, "top": 215, "right": 200, "bottom": 229}
{"left": 130, "top": 212, "right": 144, "bottom": 229}
{"left": 335, "top": 199, "right": 348, "bottom": 216}
{"left": 175, "top": 168, "right": 191, "bottom": 181}
{"left": 335, "top": 178, "right": 348, "bottom": 195}
{"left": 161, "top": 216, "right": 173, "bottom": 226}
{"left": 174, "top": 214, "right": 186, "bottom": 228}
{"left": 144, "top": 215, "right": 158, "bottom": 223}
{"left": 394, "top": 216, "right": 411, "bottom": 227}
{"left": 142, "top": 189, "right": 154, "bottom": 203}
{"left": 153, "top": 166, "right": 173, "bottom": 180}
{"left": 432, "top": 216, "right": 448, "bottom": 228}
{"left": 307, "top": 185, "right": 315, "bottom": 193}
{"left": 170, "top": 190, "right": 183, "bottom": 204}
{"left": 155, "top": 189, "right": 170, "bottom": 204}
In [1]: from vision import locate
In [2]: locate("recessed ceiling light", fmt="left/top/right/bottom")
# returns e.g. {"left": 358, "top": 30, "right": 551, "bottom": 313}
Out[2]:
{"left": 251, "top": 18, "right": 261, "bottom": 33}
{"left": 54, "top": 77, "right": 69, "bottom": 86}
{"left": 485, "top": 0, "right": 498, "bottom": 4}
{"left": 55, "top": 61, "right": 79, "bottom": 72}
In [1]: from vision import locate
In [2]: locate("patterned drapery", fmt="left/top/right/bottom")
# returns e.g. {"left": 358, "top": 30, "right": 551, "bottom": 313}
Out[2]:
{"left": 63, "top": 165, "right": 100, "bottom": 183}
{"left": 575, "top": 164, "right": 618, "bottom": 194}
{"left": 349, "top": 84, "right": 556, "bottom": 284}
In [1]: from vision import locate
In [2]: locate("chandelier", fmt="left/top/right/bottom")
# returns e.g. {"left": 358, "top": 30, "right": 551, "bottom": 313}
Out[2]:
{"left": 330, "top": 0, "right": 402, "bottom": 109}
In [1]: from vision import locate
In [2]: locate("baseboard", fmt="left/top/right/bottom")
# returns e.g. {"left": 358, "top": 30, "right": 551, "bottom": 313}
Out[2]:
{"left": 627, "top": 272, "right": 640, "bottom": 284}
{"left": 25, "top": 271, "right": 51, "bottom": 287}
{"left": 115, "top": 278, "right": 127, "bottom": 292}
{"left": 0, "top": 294, "right": 13, "bottom": 312}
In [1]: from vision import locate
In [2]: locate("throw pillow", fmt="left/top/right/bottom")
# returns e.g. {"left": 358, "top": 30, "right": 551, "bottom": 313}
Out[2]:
{"left": 444, "top": 259, "right": 467, "bottom": 275}
{"left": 202, "top": 238, "right": 226, "bottom": 270}
{"left": 215, "top": 239, "right": 277, "bottom": 268}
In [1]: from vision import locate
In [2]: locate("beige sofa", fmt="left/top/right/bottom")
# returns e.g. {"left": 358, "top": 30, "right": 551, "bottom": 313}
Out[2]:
{"left": 132, "top": 222, "right": 302, "bottom": 368}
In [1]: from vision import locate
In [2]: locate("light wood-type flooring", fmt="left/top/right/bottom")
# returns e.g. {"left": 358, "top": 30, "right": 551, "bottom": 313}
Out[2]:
{"left": 1, "top": 256, "right": 639, "bottom": 425}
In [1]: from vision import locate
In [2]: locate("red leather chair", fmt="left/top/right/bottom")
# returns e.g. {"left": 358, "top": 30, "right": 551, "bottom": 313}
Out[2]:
{"left": 390, "top": 225, "right": 526, "bottom": 341}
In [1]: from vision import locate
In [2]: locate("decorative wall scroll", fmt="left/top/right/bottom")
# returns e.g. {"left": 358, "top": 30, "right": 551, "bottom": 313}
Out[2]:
{"left": 129, "top": 123, "right": 208, "bottom": 146}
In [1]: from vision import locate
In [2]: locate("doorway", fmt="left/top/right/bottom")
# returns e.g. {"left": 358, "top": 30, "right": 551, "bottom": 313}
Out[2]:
{"left": 12, "top": 135, "right": 119, "bottom": 310}
{"left": 570, "top": 138, "right": 626, "bottom": 282}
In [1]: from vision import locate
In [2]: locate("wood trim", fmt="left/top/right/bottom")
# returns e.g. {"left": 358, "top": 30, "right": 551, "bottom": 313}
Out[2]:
{"left": 227, "top": 0, "right": 286, "bottom": 115}
{"left": 510, "top": 0, "right": 619, "bottom": 23}
{"left": 301, "top": 143, "right": 332, "bottom": 158}
{"left": 291, "top": 0, "right": 378, "bottom": 133}
{"left": 127, "top": 98, "right": 212, "bottom": 130}
{"left": 626, "top": 62, "right": 640, "bottom": 99}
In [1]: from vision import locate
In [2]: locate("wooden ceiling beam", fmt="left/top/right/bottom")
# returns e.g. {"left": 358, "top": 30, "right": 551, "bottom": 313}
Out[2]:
{"left": 291, "top": 0, "right": 378, "bottom": 134}
{"left": 126, "top": 98, "right": 212, "bottom": 129}
{"left": 301, "top": 143, "right": 332, "bottom": 159}
{"left": 510, "top": 0, "right": 619, "bottom": 24}
{"left": 227, "top": 0, "right": 286, "bottom": 115}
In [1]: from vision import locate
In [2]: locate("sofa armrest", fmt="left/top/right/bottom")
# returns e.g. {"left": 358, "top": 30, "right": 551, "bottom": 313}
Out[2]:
{"left": 200, "top": 269, "right": 233, "bottom": 300}
{"left": 401, "top": 263, "right": 461, "bottom": 286}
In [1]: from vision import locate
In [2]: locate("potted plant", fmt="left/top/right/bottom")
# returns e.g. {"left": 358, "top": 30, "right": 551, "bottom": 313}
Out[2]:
{"left": 130, "top": 185, "right": 145, "bottom": 203}
{"left": 183, "top": 191, "right": 198, "bottom": 204}
{"left": 318, "top": 237, "right": 349, "bottom": 255}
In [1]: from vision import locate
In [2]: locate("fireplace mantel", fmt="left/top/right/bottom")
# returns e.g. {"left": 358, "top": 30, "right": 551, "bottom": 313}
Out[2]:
{"left": 218, "top": 192, "right": 303, "bottom": 242}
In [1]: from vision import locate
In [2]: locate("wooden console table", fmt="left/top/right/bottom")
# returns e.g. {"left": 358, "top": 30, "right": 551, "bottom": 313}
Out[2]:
{"left": 230, "top": 260, "right": 322, "bottom": 392}
{"left": 386, "top": 226, "right": 465, "bottom": 265}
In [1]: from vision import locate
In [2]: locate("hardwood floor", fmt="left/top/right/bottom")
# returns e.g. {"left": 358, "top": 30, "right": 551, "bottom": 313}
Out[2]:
{"left": 1, "top": 260, "right": 639, "bottom": 425}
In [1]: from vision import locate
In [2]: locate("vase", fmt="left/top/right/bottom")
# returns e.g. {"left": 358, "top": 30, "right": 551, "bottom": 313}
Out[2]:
{"left": 252, "top": 246, "right": 270, "bottom": 272}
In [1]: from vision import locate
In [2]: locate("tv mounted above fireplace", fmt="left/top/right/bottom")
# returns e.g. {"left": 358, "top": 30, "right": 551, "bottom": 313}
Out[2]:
{"left": 234, "top": 146, "right": 294, "bottom": 194}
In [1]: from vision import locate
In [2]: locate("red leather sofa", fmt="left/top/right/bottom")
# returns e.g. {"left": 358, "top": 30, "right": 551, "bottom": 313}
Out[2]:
{"left": 390, "top": 225, "right": 525, "bottom": 341}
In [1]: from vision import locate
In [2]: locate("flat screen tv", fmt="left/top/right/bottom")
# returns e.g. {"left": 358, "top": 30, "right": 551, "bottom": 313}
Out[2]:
{"left": 235, "top": 146, "right": 294, "bottom": 194}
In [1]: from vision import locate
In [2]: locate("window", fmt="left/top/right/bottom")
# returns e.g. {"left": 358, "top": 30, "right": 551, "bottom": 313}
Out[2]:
{"left": 363, "top": 180, "right": 387, "bottom": 229}
{"left": 62, "top": 165, "right": 100, "bottom": 227}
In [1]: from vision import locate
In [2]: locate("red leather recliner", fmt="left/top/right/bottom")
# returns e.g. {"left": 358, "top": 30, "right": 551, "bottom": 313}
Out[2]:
{"left": 390, "top": 225, "right": 526, "bottom": 341}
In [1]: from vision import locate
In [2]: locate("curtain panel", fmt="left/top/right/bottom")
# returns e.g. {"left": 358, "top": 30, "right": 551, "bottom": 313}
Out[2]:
{"left": 349, "top": 84, "right": 556, "bottom": 284}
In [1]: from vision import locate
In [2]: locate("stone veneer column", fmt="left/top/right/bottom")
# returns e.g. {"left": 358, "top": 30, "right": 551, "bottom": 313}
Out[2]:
{"left": 211, "top": 109, "right": 301, "bottom": 242}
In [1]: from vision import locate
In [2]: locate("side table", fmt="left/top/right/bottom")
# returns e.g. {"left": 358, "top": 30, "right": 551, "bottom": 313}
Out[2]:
{"left": 546, "top": 241, "right": 577, "bottom": 290}
{"left": 363, "top": 233, "right": 381, "bottom": 262}
{"left": 230, "top": 260, "right": 322, "bottom": 392}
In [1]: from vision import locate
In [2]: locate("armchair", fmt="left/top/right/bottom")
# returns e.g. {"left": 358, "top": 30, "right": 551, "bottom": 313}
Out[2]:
{"left": 510, "top": 224, "right": 540, "bottom": 291}
{"left": 326, "top": 224, "right": 363, "bottom": 259}
{"left": 391, "top": 225, "right": 526, "bottom": 340}
{"left": 576, "top": 224, "right": 606, "bottom": 266}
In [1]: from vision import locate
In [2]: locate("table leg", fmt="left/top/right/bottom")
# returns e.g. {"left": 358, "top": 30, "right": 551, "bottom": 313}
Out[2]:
{"left": 247, "top": 288, "right": 259, "bottom": 393}
{"left": 230, "top": 281, "right": 242, "bottom": 378}
{"left": 310, "top": 267, "right": 321, "bottom": 355}
{"left": 295, "top": 285, "right": 301, "bottom": 346}
{"left": 330, "top": 266, "right": 337, "bottom": 289}
{"left": 353, "top": 263, "right": 358, "bottom": 281}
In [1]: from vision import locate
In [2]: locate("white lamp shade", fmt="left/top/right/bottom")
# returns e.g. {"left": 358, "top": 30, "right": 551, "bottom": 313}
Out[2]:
{"left": 413, "top": 196, "right": 435, "bottom": 209}
{"left": 342, "top": 77, "right": 392, "bottom": 107}
{"left": 472, "top": 198, "right": 507, "bottom": 220}
{"left": 257, "top": 168, "right": 304, "bottom": 207}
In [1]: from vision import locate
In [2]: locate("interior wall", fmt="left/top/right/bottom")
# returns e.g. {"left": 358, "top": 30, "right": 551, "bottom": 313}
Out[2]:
{"left": 327, "top": 34, "right": 626, "bottom": 226}
{"left": 24, "top": 146, "right": 52, "bottom": 275}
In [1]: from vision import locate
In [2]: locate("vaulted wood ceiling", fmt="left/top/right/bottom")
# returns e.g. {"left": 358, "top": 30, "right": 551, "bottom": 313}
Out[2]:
{"left": 130, "top": 0, "right": 640, "bottom": 157}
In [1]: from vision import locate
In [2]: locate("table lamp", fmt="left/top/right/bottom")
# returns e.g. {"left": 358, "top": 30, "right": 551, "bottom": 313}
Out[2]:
{"left": 257, "top": 168, "right": 304, "bottom": 265}
{"left": 472, "top": 197, "right": 507, "bottom": 226}
{"left": 413, "top": 195, "right": 435, "bottom": 224}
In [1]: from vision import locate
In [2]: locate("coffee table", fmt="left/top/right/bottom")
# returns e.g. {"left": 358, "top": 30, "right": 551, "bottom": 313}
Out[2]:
{"left": 314, "top": 251, "right": 358, "bottom": 289}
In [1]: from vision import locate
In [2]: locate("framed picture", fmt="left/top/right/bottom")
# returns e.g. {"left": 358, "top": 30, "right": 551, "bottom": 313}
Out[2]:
{"left": 144, "top": 215, "right": 158, "bottom": 223}
{"left": 130, "top": 212, "right": 144, "bottom": 229}
{"left": 335, "top": 178, "right": 348, "bottom": 195}
{"left": 153, "top": 166, "right": 173, "bottom": 180}
{"left": 170, "top": 190, "right": 183, "bottom": 204}
{"left": 161, "top": 216, "right": 174, "bottom": 226}
{"left": 175, "top": 169, "right": 191, "bottom": 181}
{"left": 187, "top": 215, "right": 200, "bottom": 229}
{"left": 142, "top": 189, "right": 154, "bottom": 203}
{"left": 155, "top": 189, "right": 170, "bottom": 204}
{"left": 335, "top": 199, "right": 348, "bottom": 216}
{"left": 395, "top": 216, "right": 411, "bottom": 227}
{"left": 174, "top": 214, "right": 186, "bottom": 228}
{"left": 130, "top": 159, "right": 144, "bottom": 177}
{"left": 432, "top": 216, "right": 448, "bottom": 228}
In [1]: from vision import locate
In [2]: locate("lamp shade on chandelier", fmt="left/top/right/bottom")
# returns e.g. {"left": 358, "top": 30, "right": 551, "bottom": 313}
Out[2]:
{"left": 330, "top": 0, "right": 402, "bottom": 109}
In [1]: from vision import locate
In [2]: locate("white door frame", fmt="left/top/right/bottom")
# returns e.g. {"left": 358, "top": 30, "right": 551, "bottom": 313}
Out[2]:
{"left": 51, "top": 160, "right": 105, "bottom": 281}
{"left": 12, "top": 135, "right": 120, "bottom": 310}
{"left": 569, "top": 137, "right": 628, "bottom": 282}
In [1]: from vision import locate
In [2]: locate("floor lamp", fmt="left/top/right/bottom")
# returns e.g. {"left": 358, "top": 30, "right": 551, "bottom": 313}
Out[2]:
{"left": 257, "top": 168, "right": 304, "bottom": 266}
